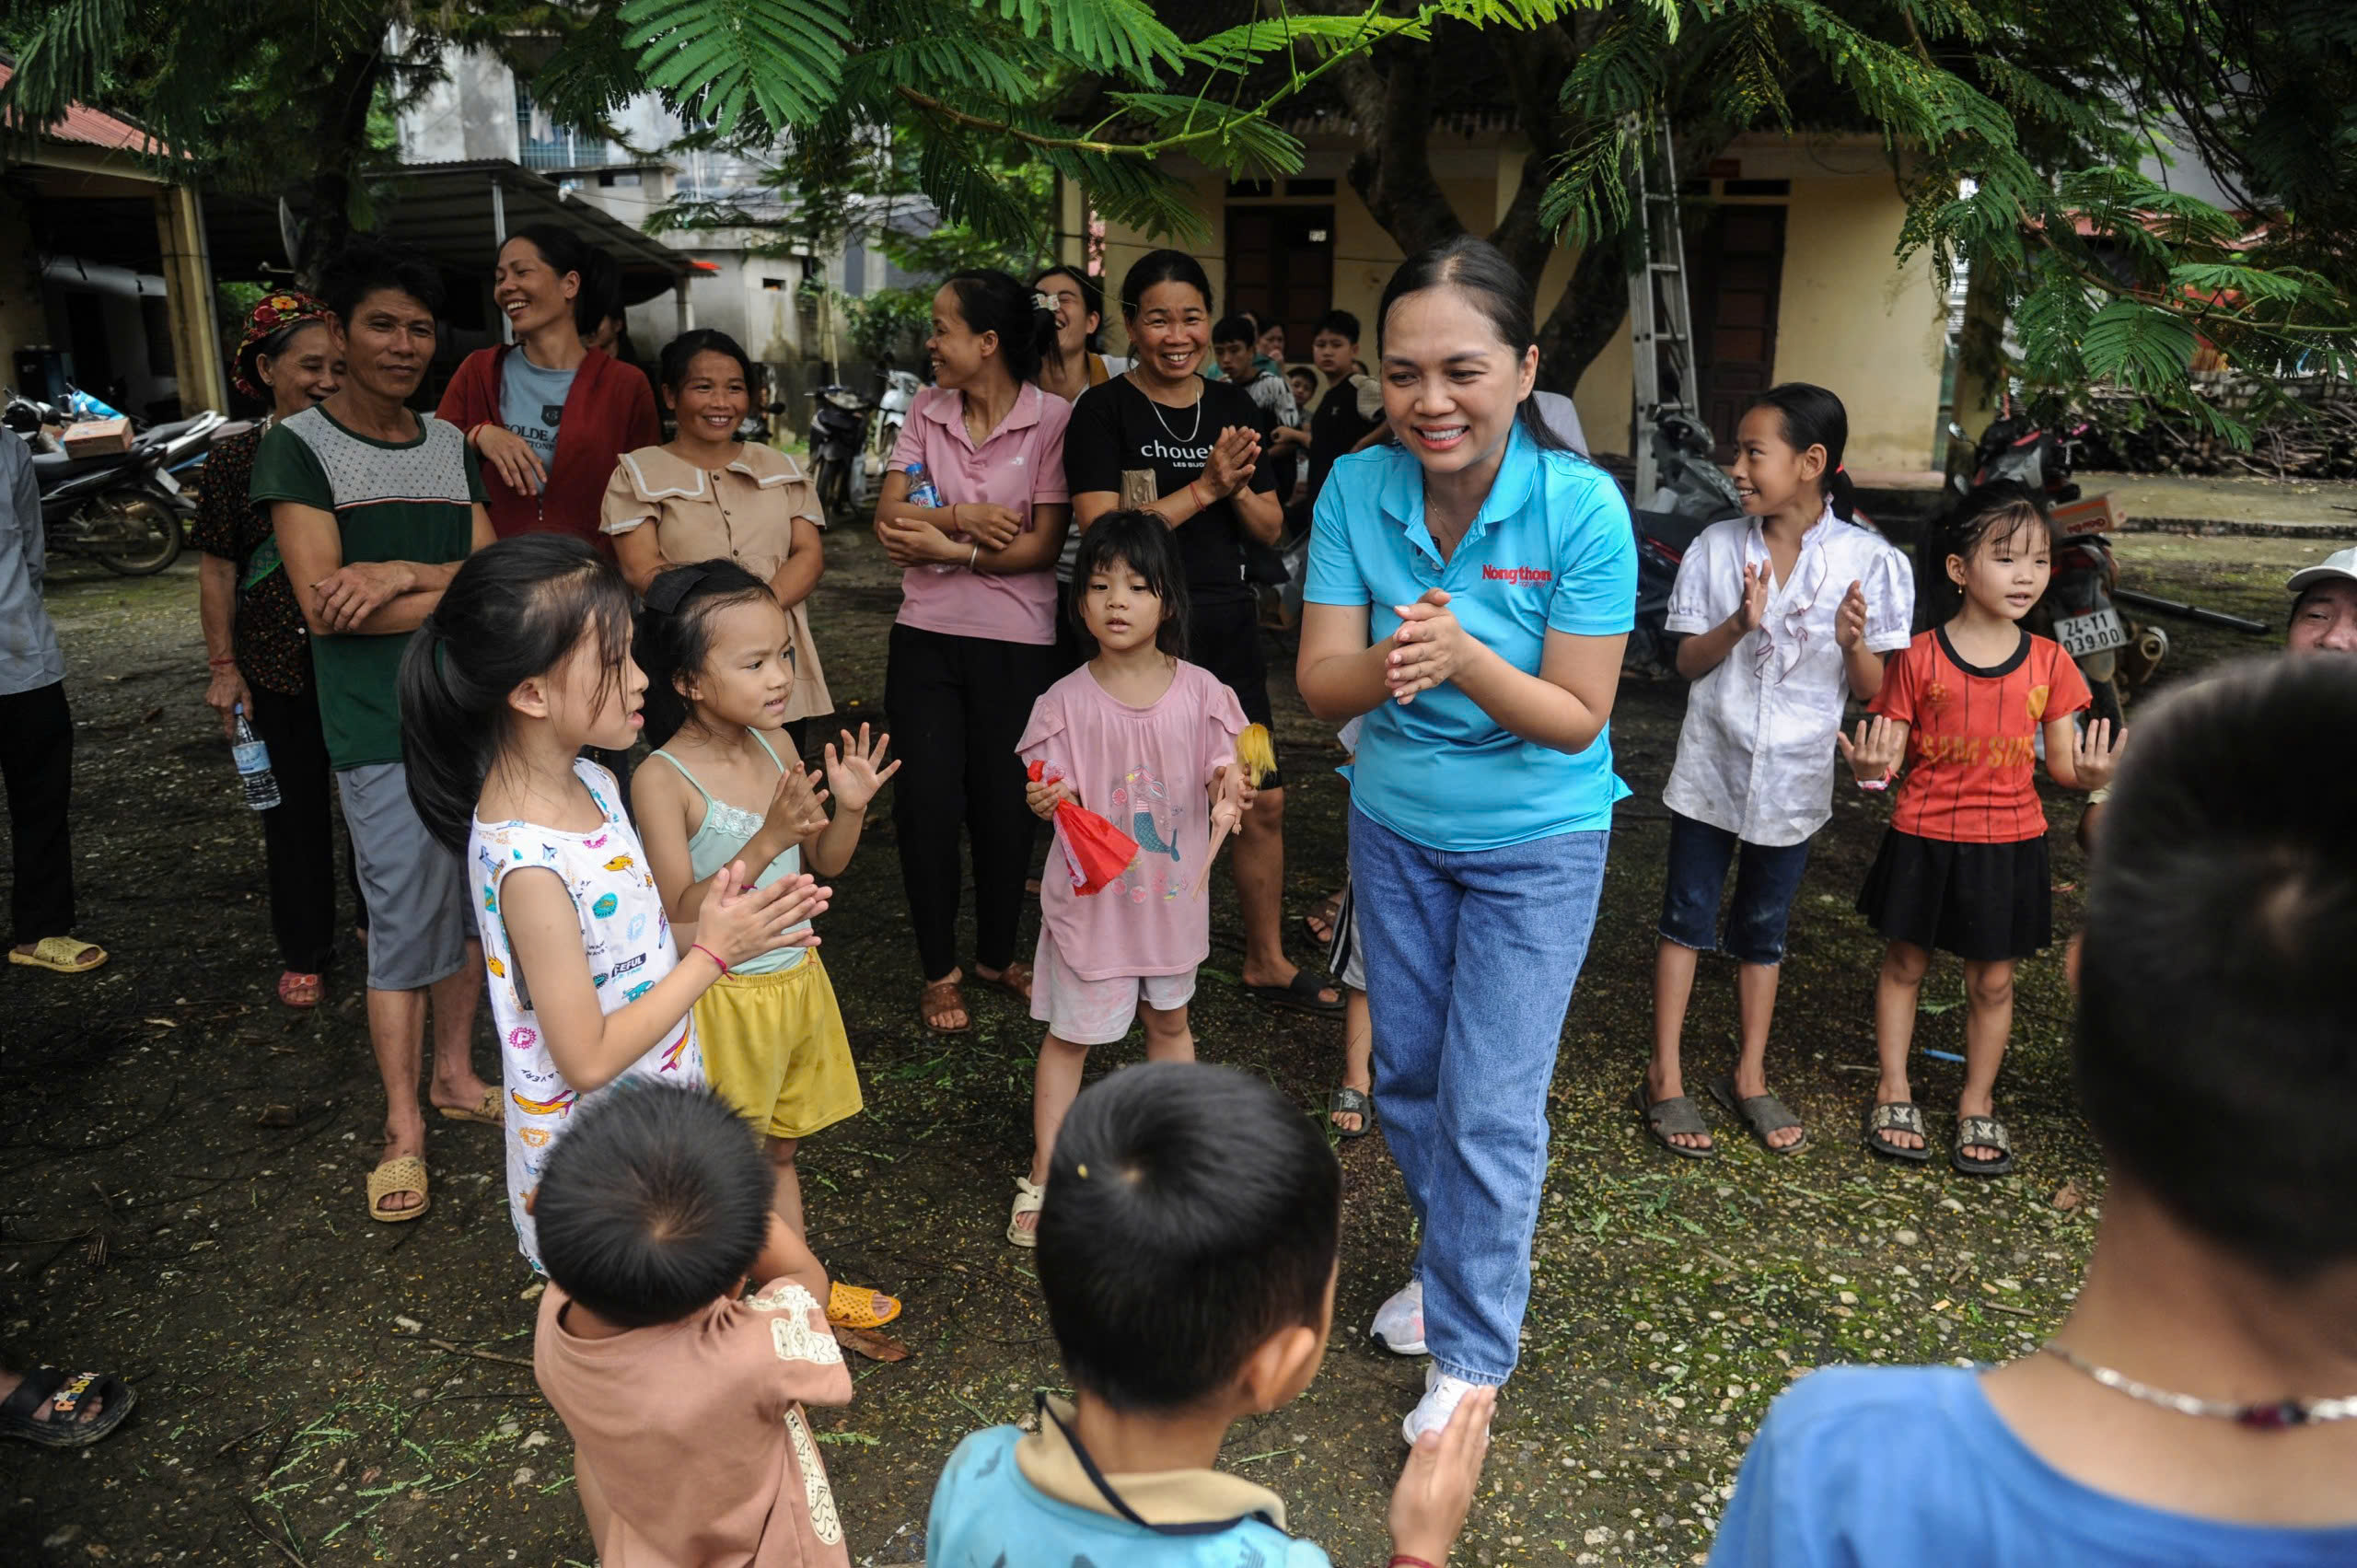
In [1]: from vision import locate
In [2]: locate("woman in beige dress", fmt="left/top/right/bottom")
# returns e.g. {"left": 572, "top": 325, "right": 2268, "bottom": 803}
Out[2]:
{"left": 601, "top": 329, "right": 834, "bottom": 753}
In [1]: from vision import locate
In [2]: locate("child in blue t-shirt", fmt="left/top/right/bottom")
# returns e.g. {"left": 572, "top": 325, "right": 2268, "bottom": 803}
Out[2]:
{"left": 1711, "top": 657, "right": 2357, "bottom": 1567}
{"left": 926, "top": 1061, "right": 1496, "bottom": 1567}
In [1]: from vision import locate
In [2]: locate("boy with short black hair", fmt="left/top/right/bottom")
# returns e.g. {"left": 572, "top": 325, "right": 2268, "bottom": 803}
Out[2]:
{"left": 1306, "top": 308, "right": 1383, "bottom": 509}
{"left": 1711, "top": 656, "right": 2357, "bottom": 1565}
{"left": 1213, "top": 313, "right": 1306, "bottom": 474}
{"left": 532, "top": 1084, "right": 855, "bottom": 1566}
{"left": 928, "top": 1061, "right": 1496, "bottom": 1566}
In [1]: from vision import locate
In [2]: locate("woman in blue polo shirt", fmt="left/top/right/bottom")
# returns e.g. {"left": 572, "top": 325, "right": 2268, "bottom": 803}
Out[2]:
{"left": 1298, "top": 237, "right": 1635, "bottom": 1446}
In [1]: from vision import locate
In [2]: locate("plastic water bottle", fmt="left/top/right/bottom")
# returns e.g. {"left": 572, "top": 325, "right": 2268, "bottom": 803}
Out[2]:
{"left": 909, "top": 462, "right": 961, "bottom": 575}
{"left": 232, "top": 703, "right": 281, "bottom": 811}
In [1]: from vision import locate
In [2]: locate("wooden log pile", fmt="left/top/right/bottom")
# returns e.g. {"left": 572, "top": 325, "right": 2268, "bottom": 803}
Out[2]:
{"left": 2079, "top": 378, "right": 2357, "bottom": 481}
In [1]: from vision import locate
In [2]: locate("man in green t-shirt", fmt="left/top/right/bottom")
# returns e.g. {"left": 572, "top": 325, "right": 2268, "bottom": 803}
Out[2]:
{"left": 251, "top": 242, "right": 496, "bottom": 1225}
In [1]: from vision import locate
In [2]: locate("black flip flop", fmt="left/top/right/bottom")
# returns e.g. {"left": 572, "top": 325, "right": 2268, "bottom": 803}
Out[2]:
{"left": 1243, "top": 970, "right": 1342, "bottom": 1015}
{"left": 1952, "top": 1114, "right": 2017, "bottom": 1178}
{"left": 0, "top": 1367, "right": 134, "bottom": 1448}
{"left": 1329, "top": 1086, "right": 1374, "bottom": 1139}
{"left": 1631, "top": 1084, "right": 1716, "bottom": 1159}
{"left": 1864, "top": 1100, "right": 1933, "bottom": 1163}
{"left": 1709, "top": 1075, "right": 1807, "bottom": 1155}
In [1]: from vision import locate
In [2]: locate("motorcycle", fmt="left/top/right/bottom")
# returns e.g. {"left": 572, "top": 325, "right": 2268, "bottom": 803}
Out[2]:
{"left": 807, "top": 384, "right": 870, "bottom": 523}
{"left": 7, "top": 391, "right": 217, "bottom": 575}
{"left": 1937, "top": 409, "right": 2137, "bottom": 726}
{"left": 1627, "top": 412, "right": 1746, "bottom": 675}
{"left": 857, "top": 366, "right": 922, "bottom": 508}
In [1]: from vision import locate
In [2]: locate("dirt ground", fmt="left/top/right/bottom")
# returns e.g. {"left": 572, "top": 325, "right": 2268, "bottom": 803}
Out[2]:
{"left": 1, "top": 516, "right": 2338, "bottom": 1565}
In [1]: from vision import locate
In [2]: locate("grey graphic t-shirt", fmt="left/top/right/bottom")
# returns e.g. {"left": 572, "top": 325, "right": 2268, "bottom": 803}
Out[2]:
{"left": 499, "top": 347, "right": 578, "bottom": 468}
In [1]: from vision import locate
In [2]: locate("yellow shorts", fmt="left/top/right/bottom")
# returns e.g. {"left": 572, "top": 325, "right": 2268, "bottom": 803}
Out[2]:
{"left": 693, "top": 956, "right": 864, "bottom": 1141}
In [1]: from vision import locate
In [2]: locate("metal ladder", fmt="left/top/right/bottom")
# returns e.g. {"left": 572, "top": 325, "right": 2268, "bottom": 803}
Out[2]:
{"left": 1628, "top": 114, "right": 1701, "bottom": 502}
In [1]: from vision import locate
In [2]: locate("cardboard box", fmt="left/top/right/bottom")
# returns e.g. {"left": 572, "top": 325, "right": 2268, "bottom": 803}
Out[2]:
{"left": 2052, "top": 493, "right": 2125, "bottom": 536}
{"left": 60, "top": 416, "right": 133, "bottom": 458}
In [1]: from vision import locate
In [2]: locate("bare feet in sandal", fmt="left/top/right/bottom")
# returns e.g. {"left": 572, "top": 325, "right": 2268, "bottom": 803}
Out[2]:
{"left": 921, "top": 971, "right": 970, "bottom": 1033}
{"left": 373, "top": 1127, "right": 427, "bottom": 1216}
{"left": 973, "top": 960, "right": 1032, "bottom": 1004}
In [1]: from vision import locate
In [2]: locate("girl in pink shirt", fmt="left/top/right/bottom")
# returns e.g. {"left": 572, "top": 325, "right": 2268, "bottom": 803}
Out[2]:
{"left": 1005, "top": 513, "right": 1249, "bottom": 1246}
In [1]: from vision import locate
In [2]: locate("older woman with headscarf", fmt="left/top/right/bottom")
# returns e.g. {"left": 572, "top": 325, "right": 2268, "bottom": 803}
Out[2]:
{"left": 191, "top": 293, "right": 368, "bottom": 1009}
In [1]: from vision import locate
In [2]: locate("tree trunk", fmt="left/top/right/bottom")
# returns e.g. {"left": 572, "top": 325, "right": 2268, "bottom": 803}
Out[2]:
{"left": 292, "top": 44, "right": 389, "bottom": 288}
{"left": 1536, "top": 239, "right": 1631, "bottom": 405}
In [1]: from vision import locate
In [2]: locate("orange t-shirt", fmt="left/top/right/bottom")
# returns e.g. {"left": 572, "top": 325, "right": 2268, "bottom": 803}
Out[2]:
{"left": 534, "top": 1279, "right": 854, "bottom": 1567}
{"left": 1871, "top": 628, "right": 2090, "bottom": 844}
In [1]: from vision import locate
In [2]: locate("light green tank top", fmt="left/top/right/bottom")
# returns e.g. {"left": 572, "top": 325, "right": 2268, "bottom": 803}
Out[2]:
{"left": 652, "top": 731, "right": 808, "bottom": 974}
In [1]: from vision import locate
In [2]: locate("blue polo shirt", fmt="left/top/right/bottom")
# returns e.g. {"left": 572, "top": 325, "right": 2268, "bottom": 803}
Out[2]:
{"left": 1304, "top": 425, "right": 1635, "bottom": 852}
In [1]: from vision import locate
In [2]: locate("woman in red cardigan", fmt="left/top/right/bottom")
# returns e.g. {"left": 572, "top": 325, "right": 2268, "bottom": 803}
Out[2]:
{"left": 435, "top": 226, "right": 659, "bottom": 550}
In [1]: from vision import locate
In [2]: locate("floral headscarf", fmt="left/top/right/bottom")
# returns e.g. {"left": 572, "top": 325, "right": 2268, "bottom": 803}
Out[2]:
{"left": 232, "top": 291, "right": 333, "bottom": 402}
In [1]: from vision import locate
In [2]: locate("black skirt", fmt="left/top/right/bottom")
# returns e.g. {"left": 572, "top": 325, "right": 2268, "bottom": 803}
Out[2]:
{"left": 1855, "top": 829, "right": 2051, "bottom": 961}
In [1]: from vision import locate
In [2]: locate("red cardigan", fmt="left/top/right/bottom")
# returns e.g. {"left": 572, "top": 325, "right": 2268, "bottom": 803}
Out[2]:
{"left": 436, "top": 344, "right": 661, "bottom": 553}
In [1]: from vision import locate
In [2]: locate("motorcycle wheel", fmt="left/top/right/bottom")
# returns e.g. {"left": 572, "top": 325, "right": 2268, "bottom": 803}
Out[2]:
{"left": 91, "top": 494, "right": 183, "bottom": 575}
{"left": 2085, "top": 668, "right": 2125, "bottom": 731}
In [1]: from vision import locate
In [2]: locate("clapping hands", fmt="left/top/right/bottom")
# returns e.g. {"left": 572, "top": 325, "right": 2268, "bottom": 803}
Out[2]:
{"left": 1834, "top": 580, "right": 1869, "bottom": 650}
{"left": 2072, "top": 716, "right": 2127, "bottom": 792}
{"left": 1386, "top": 587, "right": 1472, "bottom": 703}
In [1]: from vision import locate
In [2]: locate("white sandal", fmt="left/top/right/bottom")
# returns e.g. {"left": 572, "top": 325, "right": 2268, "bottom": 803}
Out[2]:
{"left": 1006, "top": 1175, "right": 1045, "bottom": 1249}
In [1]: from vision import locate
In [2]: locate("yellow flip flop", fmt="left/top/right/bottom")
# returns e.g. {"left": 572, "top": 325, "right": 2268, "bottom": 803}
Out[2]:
{"left": 436, "top": 1088, "right": 503, "bottom": 1126}
{"left": 826, "top": 1280, "right": 902, "bottom": 1330}
{"left": 8, "top": 936, "right": 108, "bottom": 974}
{"left": 366, "top": 1156, "right": 430, "bottom": 1224}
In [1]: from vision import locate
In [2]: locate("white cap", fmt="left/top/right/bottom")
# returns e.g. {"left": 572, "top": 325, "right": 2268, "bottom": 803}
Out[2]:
{"left": 2287, "top": 546, "right": 2357, "bottom": 594}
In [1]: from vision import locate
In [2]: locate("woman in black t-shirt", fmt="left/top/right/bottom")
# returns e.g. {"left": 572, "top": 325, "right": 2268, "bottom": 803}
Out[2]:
{"left": 1064, "top": 250, "right": 1341, "bottom": 1015}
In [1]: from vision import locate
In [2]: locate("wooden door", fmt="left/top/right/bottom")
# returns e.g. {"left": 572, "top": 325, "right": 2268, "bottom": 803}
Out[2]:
{"left": 1225, "top": 205, "right": 1335, "bottom": 361}
{"left": 1691, "top": 205, "right": 1787, "bottom": 459}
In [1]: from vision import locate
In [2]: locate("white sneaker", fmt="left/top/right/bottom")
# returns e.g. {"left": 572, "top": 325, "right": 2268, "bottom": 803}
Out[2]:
{"left": 1402, "top": 1365, "right": 1492, "bottom": 1446}
{"left": 1370, "top": 1276, "right": 1425, "bottom": 1356}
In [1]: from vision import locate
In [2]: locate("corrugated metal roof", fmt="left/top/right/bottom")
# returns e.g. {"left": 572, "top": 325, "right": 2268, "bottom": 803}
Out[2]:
{"left": 0, "top": 62, "right": 165, "bottom": 154}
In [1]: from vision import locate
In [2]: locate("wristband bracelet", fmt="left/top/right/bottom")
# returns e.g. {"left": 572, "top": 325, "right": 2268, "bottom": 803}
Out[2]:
{"left": 1188, "top": 477, "right": 1208, "bottom": 510}
{"left": 690, "top": 942, "right": 728, "bottom": 976}
{"left": 1389, "top": 1557, "right": 1442, "bottom": 1568}
{"left": 968, "top": 543, "right": 981, "bottom": 571}
{"left": 208, "top": 656, "right": 238, "bottom": 668}
{"left": 1856, "top": 775, "right": 1890, "bottom": 792}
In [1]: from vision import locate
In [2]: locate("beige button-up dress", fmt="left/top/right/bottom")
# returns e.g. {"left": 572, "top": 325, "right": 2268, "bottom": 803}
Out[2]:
{"left": 600, "top": 443, "right": 834, "bottom": 723}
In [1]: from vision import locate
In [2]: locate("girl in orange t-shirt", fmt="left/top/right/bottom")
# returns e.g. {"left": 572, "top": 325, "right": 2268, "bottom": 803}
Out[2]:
{"left": 1837, "top": 483, "right": 2124, "bottom": 1177}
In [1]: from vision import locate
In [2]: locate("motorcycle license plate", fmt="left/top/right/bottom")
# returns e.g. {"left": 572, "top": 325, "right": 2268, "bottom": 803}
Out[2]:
{"left": 154, "top": 467, "right": 180, "bottom": 494}
{"left": 2054, "top": 607, "right": 2128, "bottom": 656}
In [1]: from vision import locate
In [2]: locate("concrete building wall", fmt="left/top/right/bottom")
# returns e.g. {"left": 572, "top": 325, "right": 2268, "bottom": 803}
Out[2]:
{"left": 1079, "top": 133, "right": 1940, "bottom": 470}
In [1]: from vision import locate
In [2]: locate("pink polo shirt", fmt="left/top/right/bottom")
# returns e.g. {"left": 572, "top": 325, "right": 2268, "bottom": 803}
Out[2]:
{"left": 888, "top": 383, "right": 1071, "bottom": 645}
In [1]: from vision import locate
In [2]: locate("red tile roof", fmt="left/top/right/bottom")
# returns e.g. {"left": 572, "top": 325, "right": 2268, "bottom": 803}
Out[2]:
{"left": 0, "top": 62, "right": 164, "bottom": 153}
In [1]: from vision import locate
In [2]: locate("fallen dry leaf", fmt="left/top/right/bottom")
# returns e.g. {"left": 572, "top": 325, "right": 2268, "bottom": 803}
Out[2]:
{"left": 2051, "top": 1179, "right": 2086, "bottom": 1212}
{"left": 831, "top": 1325, "right": 910, "bottom": 1363}
{"left": 253, "top": 1105, "right": 299, "bottom": 1128}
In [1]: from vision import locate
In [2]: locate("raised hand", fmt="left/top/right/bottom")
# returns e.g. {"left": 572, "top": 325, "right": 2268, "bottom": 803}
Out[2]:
{"left": 1202, "top": 425, "right": 1262, "bottom": 497}
{"left": 1386, "top": 587, "right": 1472, "bottom": 703}
{"left": 1835, "top": 714, "right": 1906, "bottom": 784}
{"left": 1733, "top": 562, "right": 1770, "bottom": 633}
{"left": 822, "top": 725, "right": 900, "bottom": 813}
{"left": 2073, "top": 715, "right": 2126, "bottom": 792}
{"left": 1835, "top": 579, "right": 1869, "bottom": 650}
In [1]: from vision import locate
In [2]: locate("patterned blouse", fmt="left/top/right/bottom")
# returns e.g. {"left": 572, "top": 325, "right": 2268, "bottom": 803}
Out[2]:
{"left": 189, "top": 421, "right": 312, "bottom": 695}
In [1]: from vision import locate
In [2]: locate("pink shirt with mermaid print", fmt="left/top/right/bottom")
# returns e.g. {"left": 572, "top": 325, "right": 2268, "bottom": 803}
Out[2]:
{"left": 1016, "top": 660, "right": 1244, "bottom": 982}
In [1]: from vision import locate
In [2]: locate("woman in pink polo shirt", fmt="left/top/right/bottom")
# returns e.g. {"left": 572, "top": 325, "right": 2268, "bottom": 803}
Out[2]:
{"left": 873, "top": 270, "right": 1069, "bottom": 1033}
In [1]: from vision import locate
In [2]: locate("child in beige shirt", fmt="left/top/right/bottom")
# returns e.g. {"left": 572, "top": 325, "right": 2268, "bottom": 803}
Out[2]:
{"left": 531, "top": 1084, "right": 854, "bottom": 1566}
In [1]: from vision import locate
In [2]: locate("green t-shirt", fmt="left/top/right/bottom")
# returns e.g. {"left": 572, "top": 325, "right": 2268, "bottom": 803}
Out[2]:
{"left": 250, "top": 405, "right": 483, "bottom": 769}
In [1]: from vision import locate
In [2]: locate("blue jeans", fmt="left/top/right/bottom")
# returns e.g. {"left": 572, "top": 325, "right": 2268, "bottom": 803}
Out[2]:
{"left": 1656, "top": 811, "right": 1813, "bottom": 966}
{"left": 1351, "top": 805, "right": 1608, "bottom": 1386}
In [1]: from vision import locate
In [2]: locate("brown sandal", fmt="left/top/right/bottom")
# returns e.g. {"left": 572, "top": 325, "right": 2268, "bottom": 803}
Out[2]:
{"left": 920, "top": 978, "right": 971, "bottom": 1034}
{"left": 974, "top": 961, "right": 1033, "bottom": 1005}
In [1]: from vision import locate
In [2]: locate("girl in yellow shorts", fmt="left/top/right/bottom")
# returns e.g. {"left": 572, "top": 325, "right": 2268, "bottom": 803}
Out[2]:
{"left": 633, "top": 558, "right": 906, "bottom": 1330}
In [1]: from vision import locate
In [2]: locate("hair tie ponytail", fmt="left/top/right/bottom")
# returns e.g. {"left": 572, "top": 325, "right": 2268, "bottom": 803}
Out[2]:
{"left": 1827, "top": 465, "right": 1858, "bottom": 523}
